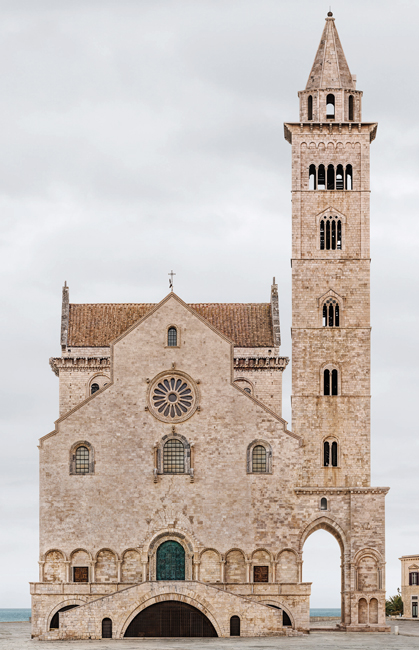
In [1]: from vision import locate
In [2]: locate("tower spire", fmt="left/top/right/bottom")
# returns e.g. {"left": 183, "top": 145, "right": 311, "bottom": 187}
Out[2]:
{"left": 306, "top": 12, "right": 355, "bottom": 90}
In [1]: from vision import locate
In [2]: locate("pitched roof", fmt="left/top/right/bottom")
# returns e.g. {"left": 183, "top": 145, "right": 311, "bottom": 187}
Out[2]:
{"left": 306, "top": 14, "right": 354, "bottom": 90}
{"left": 67, "top": 302, "right": 275, "bottom": 348}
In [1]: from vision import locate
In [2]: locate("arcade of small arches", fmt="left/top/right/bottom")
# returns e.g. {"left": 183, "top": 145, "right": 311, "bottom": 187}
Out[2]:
{"left": 41, "top": 529, "right": 385, "bottom": 634}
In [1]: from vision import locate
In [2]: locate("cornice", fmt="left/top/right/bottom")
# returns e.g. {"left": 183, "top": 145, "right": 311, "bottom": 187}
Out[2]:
{"left": 50, "top": 354, "right": 289, "bottom": 375}
{"left": 234, "top": 356, "right": 289, "bottom": 371}
{"left": 49, "top": 357, "right": 110, "bottom": 376}
{"left": 294, "top": 487, "right": 389, "bottom": 496}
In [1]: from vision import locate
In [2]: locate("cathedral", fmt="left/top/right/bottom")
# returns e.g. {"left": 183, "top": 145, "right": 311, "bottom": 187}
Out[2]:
{"left": 30, "top": 13, "right": 390, "bottom": 639}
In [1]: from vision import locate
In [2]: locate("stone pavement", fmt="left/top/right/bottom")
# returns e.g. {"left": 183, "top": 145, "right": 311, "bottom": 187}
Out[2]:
{"left": 0, "top": 621, "right": 418, "bottom": 649}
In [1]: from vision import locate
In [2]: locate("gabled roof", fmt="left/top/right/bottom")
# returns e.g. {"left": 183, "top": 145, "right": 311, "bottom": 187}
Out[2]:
{"left": 67, "top": 302, "right": 276, "bottom": 348}
{"left": 306, "top": 13, "right": 354, "bottom": 90}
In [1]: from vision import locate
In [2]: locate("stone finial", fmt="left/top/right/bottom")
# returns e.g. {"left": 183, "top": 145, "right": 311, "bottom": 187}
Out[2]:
{"left": 270, "top": 278, "right": 281, "bottom": 347}
{"left": 61, "top": 282, "right": 69, "bottom": 351}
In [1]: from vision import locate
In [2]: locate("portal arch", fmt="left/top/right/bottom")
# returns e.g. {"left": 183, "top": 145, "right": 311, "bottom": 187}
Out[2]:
{"left": 120, "top": 593, "right": 222, "bottom": 638}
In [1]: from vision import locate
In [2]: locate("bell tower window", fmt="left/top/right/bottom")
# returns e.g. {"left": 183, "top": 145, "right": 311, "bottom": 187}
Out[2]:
{"left": 322, "top": 299, "right": 339, "bottom": 327}
{"left": 318, "top": 164, "right": 325, "bottom": 190}
{"left": 309, "top": 164, "right": 316, "bottom": 189}
{"left": 324, "top": 368, "right": 338, "bottom": 396}
{"left": 336, "top": 164, "right": 344, "bottom": 190}
{"left": 327, "top": 164, "right": 335, "bottom": 190}
{"left": 326, "top": 94, "right": 335, "bottom": 119}
{"left": 320, "top": 217, "right": 342, "bottom": 250}
{"left": 308, "top": 95, "right": 313, "bottom": 121}
{"left": 345, "top": 164, "right": 353, "bottom": 190}
{"left": 349, "top": 95, "right": 354, "bottom": 121}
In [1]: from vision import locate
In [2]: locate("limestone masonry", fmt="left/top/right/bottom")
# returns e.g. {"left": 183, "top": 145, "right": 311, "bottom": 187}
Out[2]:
{"left": 31, "top": 13, "right": 390, "bottom": 640}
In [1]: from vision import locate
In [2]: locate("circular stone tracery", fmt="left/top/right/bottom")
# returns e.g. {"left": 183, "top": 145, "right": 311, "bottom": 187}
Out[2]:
{"left": 149, "top": 374, "right": 198, "bottom": 422}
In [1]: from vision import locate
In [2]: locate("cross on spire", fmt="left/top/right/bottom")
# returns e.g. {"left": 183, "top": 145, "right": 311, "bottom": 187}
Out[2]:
{"left": 168, "top": 270, "right": 176, "bottom": 292}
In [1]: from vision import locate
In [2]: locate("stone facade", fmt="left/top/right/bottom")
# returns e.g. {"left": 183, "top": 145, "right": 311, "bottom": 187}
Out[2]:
{"left": 400, "top": 555, "right": 419, "bottom": 619}
{"left": 31, "top": 12, "right": 389, "bottom": 640}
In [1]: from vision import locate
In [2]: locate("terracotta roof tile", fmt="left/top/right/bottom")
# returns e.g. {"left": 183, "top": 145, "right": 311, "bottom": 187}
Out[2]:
{"left": 67, "top": 303, "right": 274, "bottom": 348}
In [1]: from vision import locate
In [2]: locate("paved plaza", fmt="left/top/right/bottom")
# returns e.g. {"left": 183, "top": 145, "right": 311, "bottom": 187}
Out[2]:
{"left": 0, "top": 621, "right": 418, "bottom": 650}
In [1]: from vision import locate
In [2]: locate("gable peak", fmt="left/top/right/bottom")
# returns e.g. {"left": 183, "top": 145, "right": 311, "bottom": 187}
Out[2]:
{"left": 306, "top": 12, "right": 355, "bottom": 91}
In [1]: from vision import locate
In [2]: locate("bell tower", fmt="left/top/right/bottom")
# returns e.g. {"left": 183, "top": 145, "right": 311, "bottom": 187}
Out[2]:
{"left": 284, "top": 12, "right": 377, "bottom": 488}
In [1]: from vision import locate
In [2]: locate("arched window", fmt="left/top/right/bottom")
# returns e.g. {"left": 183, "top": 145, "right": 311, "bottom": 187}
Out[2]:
{"left": 327, "top": 164, "right": 335, "bottom": 190}
{"left": 324, "top": 440, "right": 338, "bottom": 467}
{"left": 70, "top": 441, "right": 94, "bottom": 475}
{"left": 349, "top": 95, "right": 354, "bottom": 121}
{"left": 230, "top": 616, "right": 240, "bottom": 636}
{"left": 91, "top": 383, "right": 100, "bottom": 395}
{"left": 308, "top": 95, "right": 313, "bottom": 121}
{"left": 75, "top": 446, "right": 90, "bottom": 474}
{"left": 163, "top": 439, "right": 185, "bottom": 473}
{"left": 320, "top": 497, "right": 328, "bottom": 510}
{"left": 318, "top": 164, "right": 325, "bottom": 190}
{"left": 336, "top": 164, "right": 344, "bottom": 190}
{"left": 167, "top": 327, "right": 178, "bottom": 347}
{"left": 326, "top": 94, "right": 335, "bottom": 119}
{"left": 102, "top": 618, "right": 112, "bottom": 638}
{"left": 234, "top": 379, "right": 253, "bottom": 395}
{"left": 322, "top": 299, "right": 339, "bottom": 327}
{"left": 247, "top": 441, "right": 272, "bottom": 474}
{"left": 309, "top": 164, "right": 316, "bottom": 190}
{"left": 252, "top": 445, "right": 267, "bottom": 473}
{"left": 320, "top": 217, "right": 342, "bottom": 250}
{"left": 324, "top": 369, "right": 338, "bottom": 396}
{"left": 345, "top": 164, "right": 353, "bottom": 190}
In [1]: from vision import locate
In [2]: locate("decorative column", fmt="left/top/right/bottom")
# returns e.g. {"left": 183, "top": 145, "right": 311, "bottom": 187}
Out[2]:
{"left": 38, "top": 561, "right": 45, "bottom": 582}
{"left": 64, "top": 561, "right": 71, "bottom": 583}
{"left": 220, "top": 558, "right": 226, "bottom": 583}
{"left": 117, "top": 560, "right": 122, "bottom": 583}
{"left": 142, "top": 560, "right": 148, "bottom": 582}
{"left": 246, "top": 559, "right": 252, "bottom": 583}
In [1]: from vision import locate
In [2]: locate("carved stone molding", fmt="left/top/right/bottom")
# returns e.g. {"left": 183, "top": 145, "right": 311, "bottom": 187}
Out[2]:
{"left": 234, "top": 356, "right": 289, "bottom": 371}
{"left": 49, "top": 357, "right": 110, "bottom": 376}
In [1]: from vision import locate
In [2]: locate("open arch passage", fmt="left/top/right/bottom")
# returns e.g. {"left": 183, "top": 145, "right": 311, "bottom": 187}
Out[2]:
{"left": 303, "top": 529, "right": 342, "bottom": 623}
{"left": 124, "top": 601, "right": 218, "bottom": 637}
{"left": 266, "top": 605, "right": 292, "bottom": 626}
{"left": 156, "top": 540, "right": 185, "bottom": 580}
{"left": 50, "top": 605, "right": 79, "bottom": 629}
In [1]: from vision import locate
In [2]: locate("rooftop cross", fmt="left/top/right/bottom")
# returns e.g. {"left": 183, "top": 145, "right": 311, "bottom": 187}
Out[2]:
{"left": 168, "top": 270, "right": 176, "bottom": 292}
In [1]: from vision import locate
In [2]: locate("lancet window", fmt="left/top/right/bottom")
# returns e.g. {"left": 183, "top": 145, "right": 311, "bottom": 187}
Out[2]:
{"left": 320, "top": 216, "right": 342, "bottom": 250}
{"left": 323, "top": 440, "right": 338, "bottom": 467}
{"left": 326, "top": 94, "right": 335, "bottom": 119}
{"left": 324, "top": 368, "right": 338, "bottom": 396}
{"left": 322, "top": 298, "right": 340, "bottom": 327}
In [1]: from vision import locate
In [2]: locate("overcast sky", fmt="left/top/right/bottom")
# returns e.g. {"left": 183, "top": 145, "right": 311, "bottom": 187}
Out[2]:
{"left": 0, "top": 0, "right": 418, "bottom": 609}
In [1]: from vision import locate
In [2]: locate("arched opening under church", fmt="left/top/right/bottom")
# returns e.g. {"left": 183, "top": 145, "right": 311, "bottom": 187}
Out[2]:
{"left": 49, "top": 604, "right": 79, "bottom": 629}
{"left": 303, "top": 529, "right": 342, "bottom": 621}
{"left": 124, "top": 601, "right": 218, "bottom": 637}
{"left": 156, "top": 540, "right": 185, "bottom": 580}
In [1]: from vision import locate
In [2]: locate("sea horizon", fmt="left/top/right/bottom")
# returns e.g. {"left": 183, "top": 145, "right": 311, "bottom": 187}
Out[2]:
{"left": 0, "top": 607, "right": 341, "bottom": 623}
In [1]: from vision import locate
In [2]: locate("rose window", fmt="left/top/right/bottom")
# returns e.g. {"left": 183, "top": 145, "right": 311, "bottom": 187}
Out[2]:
{"left": 149, "top": 374, "right": 198, "bottom": 422}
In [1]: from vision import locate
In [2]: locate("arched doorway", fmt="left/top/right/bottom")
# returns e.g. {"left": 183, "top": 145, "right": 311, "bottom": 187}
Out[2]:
{"left": 124, "top": 601, "right": 218, "bottom": 637}
{"left": 156, "top": 540, "right": 185, "bottom": 580}
{"left": 303, "top": 528, "right": 342, "bottom": 622}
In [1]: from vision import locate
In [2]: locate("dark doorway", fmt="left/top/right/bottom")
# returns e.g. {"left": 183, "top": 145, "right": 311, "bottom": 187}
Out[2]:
{"left": 230, "top": 615, "right": 240, "bottom": 636}
{"left": 156, "top": 541, "right": 185, "bottom": 580}
{"left": 102, "top": 618, "right": 112, "bottom": 638}
{"left": 50, "top": 605, "right": 79, "bottom": 629}
{"left": 124, "top": 601, "right": 218, "bottom": 637}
